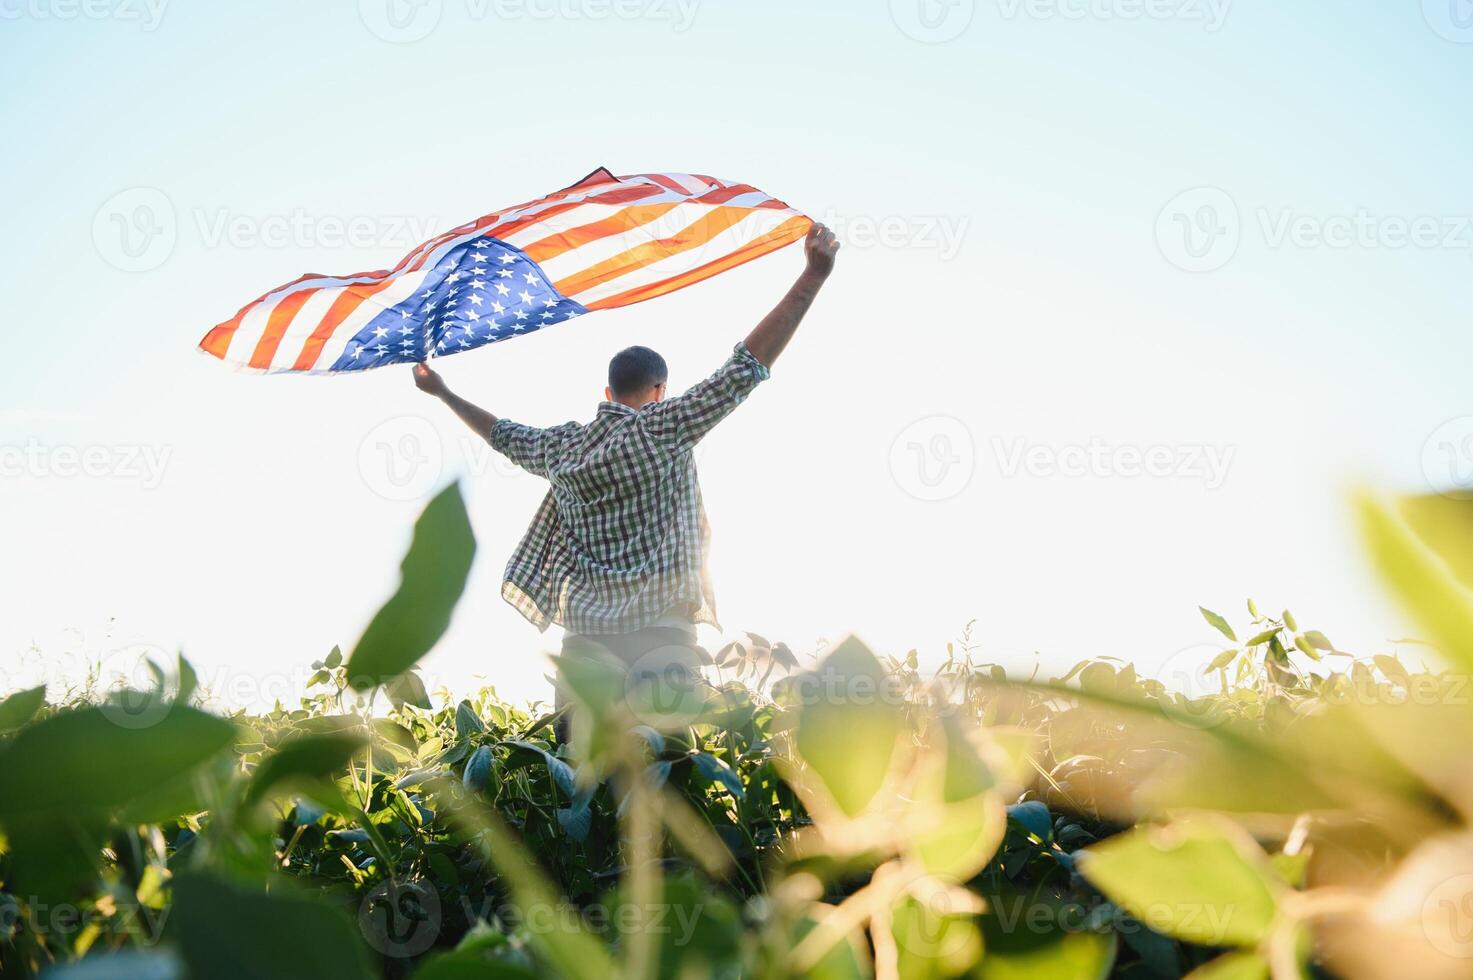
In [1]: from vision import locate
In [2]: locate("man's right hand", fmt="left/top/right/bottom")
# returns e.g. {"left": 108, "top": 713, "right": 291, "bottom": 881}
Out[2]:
{"left": 804, "top": 222, "right": 840, "bottom": 279}
{"left": 412, "top": 362, "right": 448, "bottom": 398}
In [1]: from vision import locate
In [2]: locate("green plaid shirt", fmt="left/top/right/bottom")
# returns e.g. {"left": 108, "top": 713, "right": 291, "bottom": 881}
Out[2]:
{"left": 488, "top": 342, "right": 771, "bottom": 635}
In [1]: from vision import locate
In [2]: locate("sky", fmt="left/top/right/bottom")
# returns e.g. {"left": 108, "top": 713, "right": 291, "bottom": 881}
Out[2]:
{"left": 2, "top": 0, "right": 1472, "bottom": 709}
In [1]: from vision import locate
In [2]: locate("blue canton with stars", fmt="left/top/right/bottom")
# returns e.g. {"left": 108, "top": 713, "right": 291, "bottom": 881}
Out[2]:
{"left": 329, "top": 237, "right": 588, "bottom": 371}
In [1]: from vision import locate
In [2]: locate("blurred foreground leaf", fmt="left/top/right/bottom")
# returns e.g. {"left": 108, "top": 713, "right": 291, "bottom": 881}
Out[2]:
{"left": 1081, "top": 818, "right": 1281, "bottom": 948}
{"left": 348, "top": 482, "right": 476, "bottom": 691}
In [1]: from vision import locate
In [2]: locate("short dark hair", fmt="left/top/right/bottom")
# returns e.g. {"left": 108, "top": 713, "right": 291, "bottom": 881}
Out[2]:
{"left": 608, "top": 346, "right": 668, "bottom": 398}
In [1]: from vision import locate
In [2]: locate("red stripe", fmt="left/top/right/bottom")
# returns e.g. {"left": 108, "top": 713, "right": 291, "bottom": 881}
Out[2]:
{"left": 289, "top": 279, "right": 400, "bottom": 371}
{"left": 584, "top": 215, "right": 811, "bottom": 311}
{"left": 248, "top": 288, "right": 318, "bottom": 370}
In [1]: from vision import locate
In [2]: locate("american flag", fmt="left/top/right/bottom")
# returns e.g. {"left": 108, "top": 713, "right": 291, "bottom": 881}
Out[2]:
{"left": 198, "top": 168, "right": 811, "bottom": 374}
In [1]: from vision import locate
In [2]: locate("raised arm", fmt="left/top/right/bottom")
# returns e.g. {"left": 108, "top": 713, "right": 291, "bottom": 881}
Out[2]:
{"left": 742, "top": 221, "right": 839, "bottom": 368}
{"left": 412, "top": 363, "right": 497, "bottom": 440}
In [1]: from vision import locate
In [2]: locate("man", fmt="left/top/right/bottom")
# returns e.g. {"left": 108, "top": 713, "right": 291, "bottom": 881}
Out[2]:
{"left": 411, "top": 221, "right": 839, "bottom": 714}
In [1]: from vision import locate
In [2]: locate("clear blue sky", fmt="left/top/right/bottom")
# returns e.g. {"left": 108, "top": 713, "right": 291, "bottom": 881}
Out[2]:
{"left": 3, "top": 0, "right": 1471, "bottom": 707}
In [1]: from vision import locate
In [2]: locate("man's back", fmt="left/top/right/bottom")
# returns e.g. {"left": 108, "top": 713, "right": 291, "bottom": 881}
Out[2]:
{"left": 489, "top": 344, "right": 771, "bottom": 635}
{"left": 410, "top": 220, "right": 838, "bottom": 643}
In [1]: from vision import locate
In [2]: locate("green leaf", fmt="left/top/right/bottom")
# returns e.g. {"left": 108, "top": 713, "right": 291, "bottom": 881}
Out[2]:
{"left": 1281, "top": 610, "right": 1298, "bottom": 632}
{"left": 1080, "top": 818, "right": 1280, "bottom": 947}
{"left": 387, "top": 670, "right": 433, "bottom": 710}
{"left": 39, "top": 949, "right": 184, "bottom": 980}
{"left": 1373, "top": 654, "right": 1411, "bottom": 687}
{"left": 347, "top": 482, "right": 476, "bottom": 691}
{"left": 0, "top": 685, "right": 46, "bottom": 733}
{"left": 977, "top": 891, "right": 1117, "bottom": 980}
{"left": 1301, "top": 630, "right": 1335, "bottom": 651}
{"left": 463, "top": 745, "right": 493, "bottom": 792}
{"left": 456, "top": 700, "right": 486, "bottom": 738}
{"left": 1184, "top": 951, "right": 1269, "bottom": 980}
{"left": 793, "top": 637, "right": 903, "bottom": 818}
{"left": 170, "top": 873, "right": 375, "bottom": 980}
{"left": 324, "top": 645, "right": 343, "bottom": 669}
{"left": 1205, "top": 648, "right": 1239, "bottom": 673}
{"left": 1245, "top": 628, "right": 1279, "bottom": 647}
{"left": 244, "top": 732, "right": 365, "bottom": 806}
{"left": 1007, "top": 800, "right": 1053, "bottom": 842}
{"left": 692, "top": 751, "right": 745, "bottom": 800}
{"left": 1199, "top": 607, "right": 1238, "bottom": 643}
{"left": 1358, "top": 492, "right": 1473, "bottom": 672}
{"left": 0, "top": 706, "right": 235, "bottom": 821}
{"left": 412, "top": 954, "right": 539, "bottom": 980}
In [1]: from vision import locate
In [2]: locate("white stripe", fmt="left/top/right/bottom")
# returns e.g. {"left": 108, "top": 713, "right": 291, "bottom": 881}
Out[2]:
{"left": 565, "top": 207, "right": 800, "bottom": 308}
{"left": 309, "top": 269, "right": 437, "bottom": 371}
{"left": 526, "top": 201, "right": 729, "bottom": 283}
{"left": 267, "top": 287, "right": 345, "bottom": 372}
{"left": 222, "top": 298, "right": 277, "bottom": 365}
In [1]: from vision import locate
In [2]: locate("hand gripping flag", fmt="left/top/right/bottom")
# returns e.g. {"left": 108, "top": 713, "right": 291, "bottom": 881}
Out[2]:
{"left": 198, "top": 168, "right": 812, "bottom": 374}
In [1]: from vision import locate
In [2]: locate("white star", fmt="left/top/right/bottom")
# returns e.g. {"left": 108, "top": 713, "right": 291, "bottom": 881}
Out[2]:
{"left": 514, "top": 309, "right": 528, "bottom": 320}
{"left": 497, "top": 269, "right": 513, "bottom": 279}
{"left": 470, "top": 279, "right": 486, "bottom": 289}
{"left": 472, "top": 254, "right": 487, "bottom": 264}
{"left": 542, "top": 297, "right": 557, "bottom": 308}
{"left": 497, "top": 253, "right": 515, "bottom": 265}
{"left": 518, "top": 290, "right": 533, "bottom": 304}
{"left": 541, "top": 311, "right": 554, "bottom": 320}
{"left": 472, "top": 240, "right": 490, "bottom": 249}
{"left": 491, "top": 301, "right": 506, "bottom": 314}
{"left": 494, "top": 283, "right": 510, "bottom": 296}
{"left": 522, "top": 271, "right": 538, "bottom": 285}
{"left": 446, "top": 271, "right": 463, "bottom": 283}
{"left": 468, "top": 294, "right": 484, "bottom": 306}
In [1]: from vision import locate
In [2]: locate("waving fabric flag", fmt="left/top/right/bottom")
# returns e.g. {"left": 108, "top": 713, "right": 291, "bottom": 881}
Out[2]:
{"left": 198, "top": 168, "right": 811, "bottom": 374}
